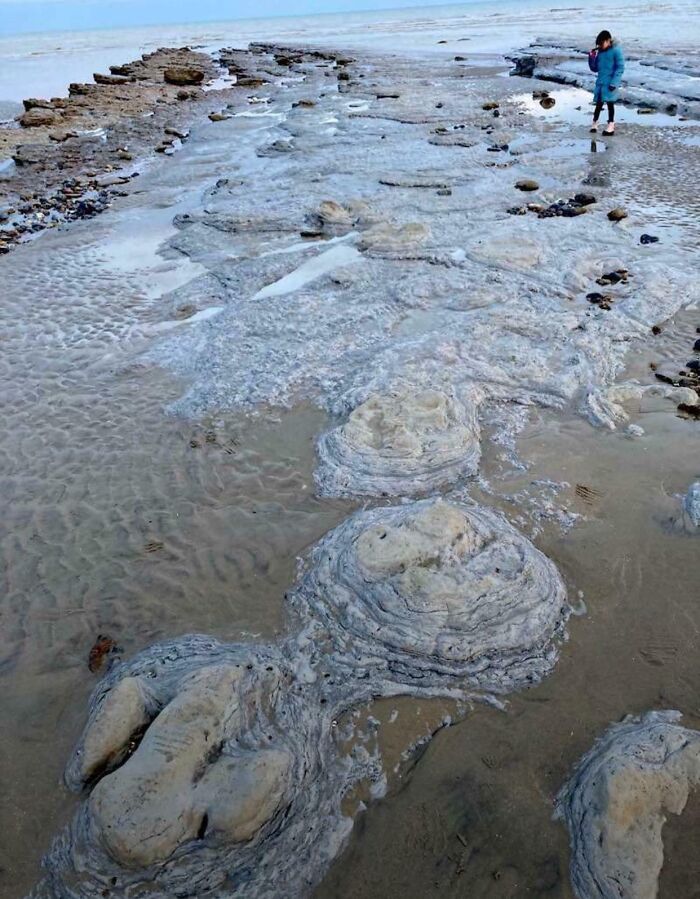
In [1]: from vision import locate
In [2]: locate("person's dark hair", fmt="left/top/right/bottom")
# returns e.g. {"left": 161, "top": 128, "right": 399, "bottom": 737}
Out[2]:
{"left": 596, "top": 30, "right": 612, "bottom": 47}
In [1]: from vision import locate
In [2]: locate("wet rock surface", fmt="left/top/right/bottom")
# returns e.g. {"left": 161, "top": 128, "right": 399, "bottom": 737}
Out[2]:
{"left": 508, "top": 42, "right": 700, "bottom": 120}
{"left": 556, "top": 711, "right": 700, "bottom": 899}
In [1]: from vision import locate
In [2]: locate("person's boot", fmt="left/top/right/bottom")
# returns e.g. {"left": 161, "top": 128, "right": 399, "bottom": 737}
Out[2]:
{"left": 603, "top": 122, "right": 615, "bottom": 135}
{"left": 590, "top": 121, "right": 598, "bottom": 133}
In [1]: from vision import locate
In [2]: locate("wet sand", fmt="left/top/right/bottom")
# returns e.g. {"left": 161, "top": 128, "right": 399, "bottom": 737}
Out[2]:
{"left": 0, "top": 35, "right": 699, "bottom": 899}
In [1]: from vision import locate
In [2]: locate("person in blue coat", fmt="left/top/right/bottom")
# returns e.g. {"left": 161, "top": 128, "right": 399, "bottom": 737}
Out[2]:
{"left": 588, "top": 30, "right": 625, "bottom": 135}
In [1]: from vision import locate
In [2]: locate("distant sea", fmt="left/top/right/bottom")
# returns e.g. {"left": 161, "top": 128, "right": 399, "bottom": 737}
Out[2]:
{"left": 1, "top": 0, "right": 698, "bottom": 107}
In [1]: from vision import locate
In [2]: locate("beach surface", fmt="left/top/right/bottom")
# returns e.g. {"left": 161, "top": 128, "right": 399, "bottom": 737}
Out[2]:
{"left": 1, "top": 3, "right": 699, "bottom": 897}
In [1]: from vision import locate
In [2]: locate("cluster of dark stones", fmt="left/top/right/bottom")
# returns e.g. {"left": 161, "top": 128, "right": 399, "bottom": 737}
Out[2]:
{"left": 586, "top": 268, "right": 629, "bottom": 311}
{"left": 508, "top": 192, "right": 596, "bottom": 218}
{"left": 0, "top": 179, "right": 125, "bottom": 253}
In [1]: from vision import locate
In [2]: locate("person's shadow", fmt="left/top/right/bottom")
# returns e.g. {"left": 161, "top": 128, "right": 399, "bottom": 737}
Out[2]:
{"left": 584, "top": 138, "right": 613, "bottom": 187}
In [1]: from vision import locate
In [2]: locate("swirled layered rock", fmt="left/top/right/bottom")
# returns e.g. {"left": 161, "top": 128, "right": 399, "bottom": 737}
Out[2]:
{"left": 291, "top": 499, "right": 569, "bottom": 695}
{"left": 555, "top": 711, "right": 700, "bottom": 899}
{"left": 44, "top": 637, "right": 367, "bottom": 898}
{"left": 315, "top": 387, "right": 482, "bottom": 497}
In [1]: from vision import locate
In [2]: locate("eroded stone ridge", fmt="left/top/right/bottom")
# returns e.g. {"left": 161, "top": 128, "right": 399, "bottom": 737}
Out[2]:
{"left": 315, "top": 387, "right": 482, "bottom": 497}
{"left": 556, "top": 710, "right": 700, "bottom": 899}
{"left": 291, "top": 498, "right": 569, "bottom": 694}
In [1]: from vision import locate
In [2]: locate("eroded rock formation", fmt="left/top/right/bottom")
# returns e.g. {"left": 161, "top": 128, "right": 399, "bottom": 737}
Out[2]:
{"left": 291, "top": 498, "right": 569, "bottom": 695}
{"left": 315, "top": 386, "right": 482, "bottom": 497}
{"left": 556, "top": 711, "right": 700, "bottom": 899}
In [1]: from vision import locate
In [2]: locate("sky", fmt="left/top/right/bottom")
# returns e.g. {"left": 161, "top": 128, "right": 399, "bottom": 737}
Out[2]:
{"left": 0, "top": 0, "right": 469, "bottom": 36}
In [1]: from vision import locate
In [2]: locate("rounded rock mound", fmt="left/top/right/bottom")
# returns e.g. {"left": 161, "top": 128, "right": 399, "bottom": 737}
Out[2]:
{"left": 47, "top": 638, "right": 355, "bottom": 898}
{"left": 291, "top": 498, "right": 569, "bottom": 695}
{"left": 315, "top": 387, "right": 482, "bottom": 497}
{"left": 556, "top": 710, "right": 700, "bottom": 899}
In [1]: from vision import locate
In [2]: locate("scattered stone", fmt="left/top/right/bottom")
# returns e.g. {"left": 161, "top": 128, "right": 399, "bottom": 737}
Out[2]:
{"left": 608, "top": 207, "right": 628, "bottom": 222}
{"left": 540, "top": 96, "right": 556, "bottom": 109}
{"left": 637, "top": 107, "right": 655, "bottom": 114}
{"left": 556, "top": 711, "right": 700, "bottom": 899}
{"left": 596, "top": 269, "right": 628, "bottom": 286}
{"left": 88, "top": 635, "right": 120, "bottom": 673}
{"left": 508, "top": 205, "right": 528, "bottom": 215}
{"left": 574, "top": 193, "right": 596, "bottom": 206}
{"left": 482, "top": 101, "right": 499, "bottom": 110}
{"left": 587, "top": 292, "right": 614, "bottom": 310}
{"left": 164, "top": 66, "right": 205, "bottom": 86}
{"left": 116, "top": 149, "right": 133, "bottom": 161}
{"left": 694, "top": 338, "right": 700, "bottom": 352}
{"left": 48, "top": 130, "right": 75, "bottom": 142}
{"left": 454, "top": 56, "right": 466, "bottom": 61}
{"left": 208, "top": 111, "right": 230, "bottom": 122}
{"left": 640, "top": 233, "right": 659, "bottom": 244}
{"left": 164, "top": 125, "right": 189, "bottom": 139}
{"left": 515, "top": 179, "right": 539, "bottom": 191}
{"left": 532, "top": 89, "right": 549, "bottom": 100}
{"left": 376, "top": 92, "right": 400, "bottom": 99}
{"left": 654, "top": 364, "right": 684, "bottom": 386}
{"left": 436, "top": 187, "right": 452, "bottom": 196}
{"left": 293, "top": 99, "right": 316, "bottom": 107}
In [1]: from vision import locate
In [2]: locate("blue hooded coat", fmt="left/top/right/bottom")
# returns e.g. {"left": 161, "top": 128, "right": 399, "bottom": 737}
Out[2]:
{"left": 588, "top": 41, "right": 625, "bottom": 103}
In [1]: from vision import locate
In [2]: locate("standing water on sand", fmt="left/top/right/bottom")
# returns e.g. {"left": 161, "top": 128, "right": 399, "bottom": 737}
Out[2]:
{"left": 1, "top": 1, "right": 700, "bottom": 898}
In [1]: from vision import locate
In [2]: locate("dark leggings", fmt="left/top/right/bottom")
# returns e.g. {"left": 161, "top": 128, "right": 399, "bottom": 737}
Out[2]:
{"left": 593, "top": 101, "right": 615, "bottom": 123}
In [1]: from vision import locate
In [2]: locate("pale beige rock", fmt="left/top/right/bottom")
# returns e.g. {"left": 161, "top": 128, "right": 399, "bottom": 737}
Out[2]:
{"left": 79, "top": 676, "right": 152, "bottom": 783}
{"left": 557, "top": 711, "right": 700, "bottom": 899}
{"left": 88, "top": 665, "right": 292, "bottom": 867}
